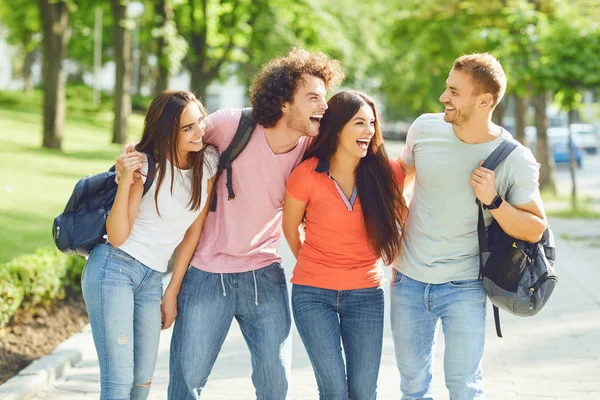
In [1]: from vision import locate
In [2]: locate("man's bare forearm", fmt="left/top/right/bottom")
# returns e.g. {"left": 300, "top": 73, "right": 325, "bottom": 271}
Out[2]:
{"left": 490, "top": 200, "right": 547, "bottom": 243}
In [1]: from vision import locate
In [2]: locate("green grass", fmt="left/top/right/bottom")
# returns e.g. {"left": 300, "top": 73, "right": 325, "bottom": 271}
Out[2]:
{"left": 559, "top": 233, "right": 600, "bottom": 247}
{"left": 541, "top": 188, "right": 600, "bottom": 219}
{"left": 0, "top": 89, "right": 145, "bottom": 263}
{"left": 540, "top": 188, "right": 593, "bottom": 205}
{"left": 547, "top": 207, "right": 600, "bottom": 219}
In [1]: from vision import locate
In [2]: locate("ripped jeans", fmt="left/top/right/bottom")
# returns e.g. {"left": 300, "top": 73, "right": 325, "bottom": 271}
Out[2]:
{"left": 82, "top": 243, "right": 163, "bottom": 400}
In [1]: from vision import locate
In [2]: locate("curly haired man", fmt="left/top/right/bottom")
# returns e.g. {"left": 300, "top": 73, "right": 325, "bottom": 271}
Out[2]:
{"left": 163, "top": 48, "right": 344, "bottom": 399}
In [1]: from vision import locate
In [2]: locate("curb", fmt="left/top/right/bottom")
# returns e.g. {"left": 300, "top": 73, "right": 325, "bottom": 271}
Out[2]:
{"left": 0, "top": 272, "right": 173, "bottom": 399}
{"left": 0, "top": 325, "right": 91, "bottom": 400}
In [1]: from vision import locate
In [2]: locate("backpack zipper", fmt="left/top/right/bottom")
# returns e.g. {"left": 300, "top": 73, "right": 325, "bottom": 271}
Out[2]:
{"left": 528, "top": 271, "right": 558, "bottom": 309}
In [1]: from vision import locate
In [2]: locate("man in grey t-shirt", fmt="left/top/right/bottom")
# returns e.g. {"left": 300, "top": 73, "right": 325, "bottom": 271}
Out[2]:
{"left": 391, "top": 53, "right": 547, "bottom": 399}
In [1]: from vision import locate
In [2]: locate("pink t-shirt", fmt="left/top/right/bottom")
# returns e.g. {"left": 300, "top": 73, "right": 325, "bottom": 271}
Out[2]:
{"left": 190, "top": 109, "right": 309, "bottom": 273}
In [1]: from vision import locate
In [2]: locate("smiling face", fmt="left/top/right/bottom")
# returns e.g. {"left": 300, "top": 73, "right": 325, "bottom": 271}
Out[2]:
{"left": 337, "top": 104, "right": 376, "bottom": 160}
{"left": 285, "top": 75, "right": 328, "bottom": 137}
{"left": 439, "top": 68, "right": 479, "bottom": 126}
{"left": 176, "top": 102, "right": 206, "bottom": 159}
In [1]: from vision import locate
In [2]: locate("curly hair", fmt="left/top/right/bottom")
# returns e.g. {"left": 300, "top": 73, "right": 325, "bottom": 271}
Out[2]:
{"left": 249, "top": 48, "right": 345, "bottom": 127}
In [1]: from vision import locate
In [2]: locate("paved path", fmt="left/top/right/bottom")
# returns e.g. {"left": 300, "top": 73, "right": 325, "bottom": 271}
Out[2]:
{"left": 31, "top": 217, "right": 600, "bottom": 400}
{"left": 25, "top": 143, "right": 600, "bottom": 399}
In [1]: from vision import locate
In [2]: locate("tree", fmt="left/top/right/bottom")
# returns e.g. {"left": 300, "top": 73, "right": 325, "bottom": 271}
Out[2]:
{"left": 172, "top": 0, "right": 255, "bottom": 101}
{"left": 38, "top": 0, "right": 73, "bottom": 150}
{"left": 542, "top": 7, "right": 600, "bottom": 209}
{"left": 152, "top": 0, "right": 187, "bottom": 95}
{"left": 376, "top": 0, "right": 505, "bottom": 119}
{"left": 111, "top": 0, "right": 132, "bottom": 144}
{"left": 0, "top": 0, "right": 41, "bottom": 92}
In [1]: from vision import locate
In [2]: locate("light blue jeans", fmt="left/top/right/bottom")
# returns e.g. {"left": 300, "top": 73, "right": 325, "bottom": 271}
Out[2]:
{"left": 292, "top": 284, "right": 384, "bottom": 400}
{"left": 390, "top": 269, "right": 486, "bottom": 400}
{"left": 82, "top": 243, "right": 163, "bottom": 400}
{"left": 168, "top": 263, "right": 292, "bottom": 399}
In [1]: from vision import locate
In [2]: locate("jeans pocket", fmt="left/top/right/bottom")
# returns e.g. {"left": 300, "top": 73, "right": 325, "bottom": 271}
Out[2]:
{"left": 261, "top": 263, "right": 287, "bottom": 285}
{"left": 108, "top": 247, "right": 136, "bottom": 263}
{"left": 390, "top": 269, "right": 405, "bottom": 286}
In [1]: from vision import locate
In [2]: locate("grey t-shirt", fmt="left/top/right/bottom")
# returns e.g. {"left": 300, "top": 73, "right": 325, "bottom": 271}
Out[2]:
{"left": 395, "top": 113, "right": 540, "bottom": 284}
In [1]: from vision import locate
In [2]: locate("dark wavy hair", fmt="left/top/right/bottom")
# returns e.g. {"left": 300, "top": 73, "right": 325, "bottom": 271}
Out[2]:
{"left": 249, "top": 48, "right": 345, "bottom": 127}
{"left": 304, "top": 91, "right": 406, "bottom": 264}
{"left": 135, "top": 90, "right": 208, "bottom": 214}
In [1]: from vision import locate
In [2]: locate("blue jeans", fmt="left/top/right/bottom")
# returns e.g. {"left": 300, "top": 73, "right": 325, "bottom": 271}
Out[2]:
{"left": 168, "top": 262, "right": 291, "bottom": 399}
{"left": 292, "top": 284, "right": 384, "bottom": 400}
{"left": 81, "top": 243, "right": 163, "bottom": 400}
{"left": 390, "top": 269, "right": 486, "bottom": 400}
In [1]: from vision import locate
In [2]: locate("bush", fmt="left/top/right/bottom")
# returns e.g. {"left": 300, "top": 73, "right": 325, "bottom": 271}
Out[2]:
{"left": 4, "top": 249, "right": 69, "bottom": 309}
{"left": 0, "top": 269, "right": 24, "bottom": 327}
{"left": 66, "top": 255, "right": 87, "bottom": 292}
{"left": 0, "top": 248, "right": 86, "bottom": 327}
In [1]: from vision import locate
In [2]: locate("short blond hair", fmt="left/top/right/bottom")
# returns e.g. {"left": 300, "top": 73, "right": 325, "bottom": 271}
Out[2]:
{"left": 453, "top": 53, "right": 506, "bottom": 106}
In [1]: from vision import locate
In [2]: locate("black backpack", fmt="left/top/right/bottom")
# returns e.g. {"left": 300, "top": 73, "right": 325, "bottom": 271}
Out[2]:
{"left": 209, "top": 107, "right": 257, "bottom": 212}
{"left": 477, "top": 141, "right": 558, "bottom": 337}
{"left": 52, "top": 157, "right": 156, "bottom": 256}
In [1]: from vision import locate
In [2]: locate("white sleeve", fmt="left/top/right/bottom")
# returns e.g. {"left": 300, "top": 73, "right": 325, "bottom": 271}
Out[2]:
{"left": 203, "top": 145, "right": 220, "bottom": 178}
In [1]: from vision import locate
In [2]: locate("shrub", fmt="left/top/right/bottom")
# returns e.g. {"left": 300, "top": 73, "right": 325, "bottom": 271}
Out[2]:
{"left": 66, "top": 255, "right": 87, "bottom": 292}
{"left": 4, "top": 248, "right": 69, "bottom": 309}
{"left": 0, "top": 269, "right": 24, "bottom": 327}
{"left": 0, "top": 248, "right": 86, "bottom": 327}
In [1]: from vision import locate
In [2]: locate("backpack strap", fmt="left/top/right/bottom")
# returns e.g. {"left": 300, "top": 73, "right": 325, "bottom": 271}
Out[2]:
{"left": 107, "top": 153, "right": 155, "bottom": 196}
{"left": 209, "top": 108, "right": 257, "bottom": 212}
{"left": 476, "top": 140, "right": 518, "bottom": 338}
{"left": 143, "top": 155, "right": 156, "bottom": 196}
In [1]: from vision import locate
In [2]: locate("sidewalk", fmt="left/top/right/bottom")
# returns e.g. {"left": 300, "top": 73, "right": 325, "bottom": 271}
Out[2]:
{"left": 0, "top": 217, "right": 592, "bottom": 399}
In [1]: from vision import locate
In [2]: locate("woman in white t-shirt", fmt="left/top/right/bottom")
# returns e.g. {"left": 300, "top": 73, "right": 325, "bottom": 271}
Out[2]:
{"left": 81, "top": 90, "right": 218, "bottom": 400}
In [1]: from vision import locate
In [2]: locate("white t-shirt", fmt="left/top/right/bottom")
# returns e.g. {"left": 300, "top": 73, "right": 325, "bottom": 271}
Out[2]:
{"left": 395, "top": 113, "right": 540, "bottom": 284}
{"left": 118, "top": 145, "right": 219, "bottom": 272}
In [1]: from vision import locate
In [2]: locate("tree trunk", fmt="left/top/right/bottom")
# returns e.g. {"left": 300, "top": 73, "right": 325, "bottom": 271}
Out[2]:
{"left": 492, "top": 100, "right": 504, "bottom": 126}
{"left": 153, "top": 0, "right": 173, "bottom": 95}
{"left": 515, "top": 94, "right": 528, "bottom": 146}
{"left": 567, "top": 109, "right": 578, "bottom": 210}
{"left": 38, "top": 0, "right": 70, "bottom": 150}
{"left": 190, "top": 67, "right": 209, "bottom": 103}
{"left": 111, "top": 0, "right": 131, "bottom": 144}
{"left": 532, "top": 91, "right": 556, "bottom": 195}
{"left": 23, "top": 50, "right": 36, "bottom": 93}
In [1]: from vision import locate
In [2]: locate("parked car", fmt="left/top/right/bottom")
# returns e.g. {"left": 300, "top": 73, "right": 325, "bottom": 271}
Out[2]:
{"left": 570, "top": 123, "right": 599, "bottom": 155}
{"left": 524, "top": 126, "right": 583, "bottom": 169}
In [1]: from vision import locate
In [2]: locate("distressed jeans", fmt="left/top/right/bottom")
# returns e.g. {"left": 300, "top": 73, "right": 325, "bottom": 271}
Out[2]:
{"left": 82, "top": 243, "right": 163, "bottom": 400}
{"left": 168, "top": 262, "right": 292, "bottom": 399}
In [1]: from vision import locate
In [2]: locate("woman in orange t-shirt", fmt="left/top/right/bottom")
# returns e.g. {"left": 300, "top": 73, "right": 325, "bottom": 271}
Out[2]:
{"left": 283, "top": 90, "right": 407, "bottom": 399}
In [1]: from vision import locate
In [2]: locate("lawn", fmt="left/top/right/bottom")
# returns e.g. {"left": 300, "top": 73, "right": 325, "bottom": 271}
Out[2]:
{"left": 0, "top": 89, "right": 145, "bottom": 263}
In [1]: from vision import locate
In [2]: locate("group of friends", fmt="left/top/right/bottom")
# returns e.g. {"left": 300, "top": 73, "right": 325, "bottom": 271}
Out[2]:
{"left": 80, "top": 48, "right": 548, "bottom": 400}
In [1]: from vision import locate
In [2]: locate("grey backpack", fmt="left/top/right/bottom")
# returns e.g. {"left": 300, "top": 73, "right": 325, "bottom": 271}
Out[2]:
{"left": 477, "top": 141, "right": 558, "bottom": 337}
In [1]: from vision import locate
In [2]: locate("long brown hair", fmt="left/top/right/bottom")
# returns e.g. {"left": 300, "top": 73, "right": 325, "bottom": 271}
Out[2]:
{"left": 304, "top": 90, "right": 406, "bottom": 264}
{"left": 135, "top": 90, "right": 208, "bottom": 214}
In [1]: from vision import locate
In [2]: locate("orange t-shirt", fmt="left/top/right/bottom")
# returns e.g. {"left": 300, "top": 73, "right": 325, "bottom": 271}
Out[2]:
{"left": 285, "top": 157, "right": 406, "bottom": 290}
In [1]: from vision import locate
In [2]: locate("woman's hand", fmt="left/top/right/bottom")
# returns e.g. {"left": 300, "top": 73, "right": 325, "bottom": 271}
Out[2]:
{"left": 116, "top": 152, "right": 145, "bottom": 185}
{"left": 161, "top": 288, "right": 178, "bottom": 330}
